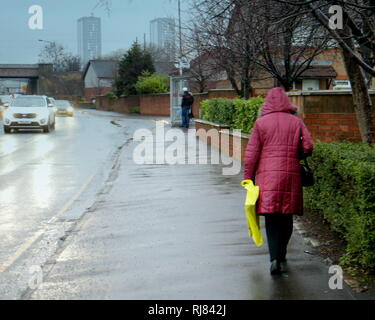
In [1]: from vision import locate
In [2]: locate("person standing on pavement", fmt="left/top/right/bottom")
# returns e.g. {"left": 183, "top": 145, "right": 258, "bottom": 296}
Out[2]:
{"left": 243, "top": 87, "right": 314, "bottom": 275}
{"left": 181, "top": 88, "right": 194, "bottom": 129}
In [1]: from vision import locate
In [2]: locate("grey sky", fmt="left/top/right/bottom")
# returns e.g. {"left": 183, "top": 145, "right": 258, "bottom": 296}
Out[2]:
{"left": 0, "top": 0, "right": 189, "bottom": 64}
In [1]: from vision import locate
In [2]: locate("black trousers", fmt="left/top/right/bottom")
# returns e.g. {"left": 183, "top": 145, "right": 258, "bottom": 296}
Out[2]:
{"left": 264, "top": 215, "right": 294, "bottom": 262}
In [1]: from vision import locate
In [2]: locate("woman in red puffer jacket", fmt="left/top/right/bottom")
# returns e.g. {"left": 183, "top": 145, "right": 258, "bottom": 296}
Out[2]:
{"left": 244, "top": 87, "right": 314, "bottom": 275}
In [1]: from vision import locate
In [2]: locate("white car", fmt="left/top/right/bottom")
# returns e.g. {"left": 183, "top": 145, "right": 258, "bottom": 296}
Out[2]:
{"left": 3, "top": 95, "right": 56, "bottom": 133}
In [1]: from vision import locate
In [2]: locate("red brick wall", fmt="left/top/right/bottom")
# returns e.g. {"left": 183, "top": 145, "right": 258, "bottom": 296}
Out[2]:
{"left": 207, "top": 89, "right": 238, "bottom": 99}
{"left": 192, "top": 93, "right": 208, "bottom": 118}
{"left": 303, "top": 113, "right": 362, "bottom": 142}
{"left": 198, "top": 128, "right": 249, "bottom": 163}
{"left": 94, "top": 89, "right": 239, "bottom": 118}
{"left": 114, "top": 96, "right": 139, "bottom": 114}
{"left": 96, "top": 96, "right": 115, "bottom": 111}
{"left": 195, "top": 120, "right": 250, "bottom": 162}
{"left": 288, "top": 92, "right": 373, "bottom": 143}
{"left": 95, "top": 95, "right": 140, "bottom": 113}
{"left": 140, "top": 93, "right": 170, "bottom": 116}
{"left": 85, "top": 87, "right": 112, "bottom": 101}
{"left": 195, "top": 120, "right": 230, "bottom": 151}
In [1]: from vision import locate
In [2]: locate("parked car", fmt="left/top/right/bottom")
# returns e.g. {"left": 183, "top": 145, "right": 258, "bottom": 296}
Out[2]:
{"left": 55, "top": 100, "right": 74, "bottom": 117}
{"left": 0, "top": 95, "right": 12, "bottom": 119}
{"left": 3, "top": 95, "right": 56, "bottom": 133}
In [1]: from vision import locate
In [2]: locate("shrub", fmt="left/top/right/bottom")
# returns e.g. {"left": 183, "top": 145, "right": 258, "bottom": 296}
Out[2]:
{"left": 106, "top": 92, "right": 117, "bottom": 99}
{"left": 135, "top": 71, "right": 169, "bottom": 94}
{"left": 200, "top": 98, "right": 264, "bottom": 133}
{"left": 232, "top": 97, "right": 264, "bottom": 133}
{"left": 305, "top": 142, "right": 375, "bottom": 270}
{"left": 200, "top": 98, "right": 237, "bottom": 127}
{"left": 130, "top": 106, "right": 140, "bottom": 114}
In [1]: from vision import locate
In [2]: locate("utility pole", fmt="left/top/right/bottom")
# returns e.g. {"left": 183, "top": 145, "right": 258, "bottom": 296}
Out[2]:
{"left": 178, "top": 0, "right": 183, "bottom": 75}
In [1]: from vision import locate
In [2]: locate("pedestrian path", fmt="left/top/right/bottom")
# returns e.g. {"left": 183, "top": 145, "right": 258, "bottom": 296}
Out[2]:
{"left": 29, "top": 118, "right": 373, "bottom": 300}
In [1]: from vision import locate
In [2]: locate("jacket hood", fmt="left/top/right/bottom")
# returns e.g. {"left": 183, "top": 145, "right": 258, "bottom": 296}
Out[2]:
{"left": 261, "top": 87, "right": 297, "bottom": 116}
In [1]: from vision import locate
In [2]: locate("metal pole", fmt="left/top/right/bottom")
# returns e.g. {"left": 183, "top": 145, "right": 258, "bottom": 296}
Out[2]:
{"left": 178, "top": 0, "right": 182, "bottom": 76}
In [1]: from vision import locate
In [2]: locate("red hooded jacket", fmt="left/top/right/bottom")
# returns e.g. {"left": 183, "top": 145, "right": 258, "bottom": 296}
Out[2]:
{"left": 244, "top": 88, "right": 314, "bottom": 216}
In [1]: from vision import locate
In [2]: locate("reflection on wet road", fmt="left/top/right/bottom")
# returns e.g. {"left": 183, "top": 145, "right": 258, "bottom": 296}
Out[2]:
{"left": 0, "top": 111, "right": 125, "bottom": 270}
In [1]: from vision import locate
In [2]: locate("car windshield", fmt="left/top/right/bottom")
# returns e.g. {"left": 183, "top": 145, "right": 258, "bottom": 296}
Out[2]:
{"left": 11, "top": 97, "right": 46, "bottom": 108}
{"left": 56, "top": 101, "right": 71, "bottom": 107}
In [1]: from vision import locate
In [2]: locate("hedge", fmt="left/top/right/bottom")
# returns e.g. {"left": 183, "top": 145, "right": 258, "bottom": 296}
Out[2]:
{"left": 135, "top": 72, "right": 169, "bottom": 94}
{"left": 304, "top": 142, "right": 375, "bottom": 270}
{"left": 105, "top": 92, "right": 117, "bottom": 100}
{"left": 200, "top": 97, "right": 264, "bottom": 133}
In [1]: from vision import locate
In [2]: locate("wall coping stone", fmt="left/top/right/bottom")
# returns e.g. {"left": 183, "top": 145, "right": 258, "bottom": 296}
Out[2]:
{"left": 208, "top": 88, "right": 237, "bottom": 92}
{"left": 288, "top": 90, "right": 375, "bottom": 96}
{"left": 140, "top": 93, "right": 170, "bottom": 97}
{"left": 194, "top": 119, "right": 230, "bottom": 128}
{"left": 219, "top": 130, "right": 250, "bottom": 139}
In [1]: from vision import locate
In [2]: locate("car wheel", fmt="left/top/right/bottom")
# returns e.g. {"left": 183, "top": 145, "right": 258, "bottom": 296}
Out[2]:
{"left": 3, "top": 126, "right": 11, "bottom": 134}
{"left": 43, "top": 124, "right": 51, "bottom": 133}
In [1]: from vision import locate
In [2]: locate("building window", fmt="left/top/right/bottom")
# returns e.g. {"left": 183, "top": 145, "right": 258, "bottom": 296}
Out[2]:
{"left": 302, "top": 79, "right": 320, "bottom": 91}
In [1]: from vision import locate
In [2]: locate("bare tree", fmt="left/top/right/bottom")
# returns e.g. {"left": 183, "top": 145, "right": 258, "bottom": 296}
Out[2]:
{"left": 38, "top": 41, "right": 81, "bottom": 72}
{"left": 148, "top": 44, "right": 177, "bottom": 75}
{"left": 189, "top": 0, "right": 331, "bottom": 97}
{"left": 183, "top": 24, "right": 223, "bottom": 93}
{"left": 189, "top": 0, "right": 260, "bottom": 98}
{"left": 40, "top": 73, "right": 83, "bottom": 97}
{"left": 92, "top": 0, "right": 112, "bottom": 16}
{"left": 273, "top": 0, "right": 375, "bottom": 143}
{"left": 249, "top": 0, "right": 332, "bottom": 91}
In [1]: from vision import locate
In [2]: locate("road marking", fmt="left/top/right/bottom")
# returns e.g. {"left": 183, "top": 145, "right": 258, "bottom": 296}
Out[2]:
{"left": 0, "top": 171, "right": 97, "bottom": 273}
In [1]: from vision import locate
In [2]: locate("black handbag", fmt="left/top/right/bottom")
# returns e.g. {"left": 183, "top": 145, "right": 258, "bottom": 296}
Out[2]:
{"left": 301, "top": 158, "right": 315, "bottom": 187}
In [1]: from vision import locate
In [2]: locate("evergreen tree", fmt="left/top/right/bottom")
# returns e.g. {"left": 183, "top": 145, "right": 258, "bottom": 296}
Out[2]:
{"left": 116, "top": 42, "right": 155, "bottom": 96}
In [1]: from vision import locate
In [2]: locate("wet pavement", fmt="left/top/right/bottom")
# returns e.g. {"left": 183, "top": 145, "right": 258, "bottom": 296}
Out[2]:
{"left": 0, "top": 110, "right": 370, "bottom": 300}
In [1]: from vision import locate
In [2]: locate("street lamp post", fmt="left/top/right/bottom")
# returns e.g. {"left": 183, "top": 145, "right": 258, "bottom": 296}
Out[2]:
{"left": 178, "top": 0, "right": 183, "bottom": 76}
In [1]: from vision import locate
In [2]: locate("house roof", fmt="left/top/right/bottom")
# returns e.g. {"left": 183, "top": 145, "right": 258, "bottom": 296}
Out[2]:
{"left": 299, "top": 65, "right": 337, "bottom": 79}
{"left": 83, "top": 60, "right": 118, "bottom": 80}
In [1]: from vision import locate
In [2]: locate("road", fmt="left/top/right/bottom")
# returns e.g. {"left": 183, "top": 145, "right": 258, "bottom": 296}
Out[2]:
{"left": 0, "top": 110, "right": 155, "bottom": 299}
{"left": 0, "top": 110, "right": 373, "bottom": 300}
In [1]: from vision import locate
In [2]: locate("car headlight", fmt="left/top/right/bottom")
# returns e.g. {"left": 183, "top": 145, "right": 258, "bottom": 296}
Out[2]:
{"left": 40, "top": 119, "right": 47, "bottom": 124}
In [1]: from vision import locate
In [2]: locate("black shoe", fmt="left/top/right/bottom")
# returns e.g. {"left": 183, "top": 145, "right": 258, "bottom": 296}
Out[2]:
{"left": 270, "top": 260, "right": 282, "bottom": 275}
{"left": 280, "top": 261, "right": 288, "bottom": 273}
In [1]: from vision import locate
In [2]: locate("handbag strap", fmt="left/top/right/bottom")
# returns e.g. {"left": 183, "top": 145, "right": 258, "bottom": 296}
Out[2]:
{"left": 300, "top": 127, "right": 311, "bottom": 169}
{"left": 303, "top": 158, "right": 311, "bottom": 170}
